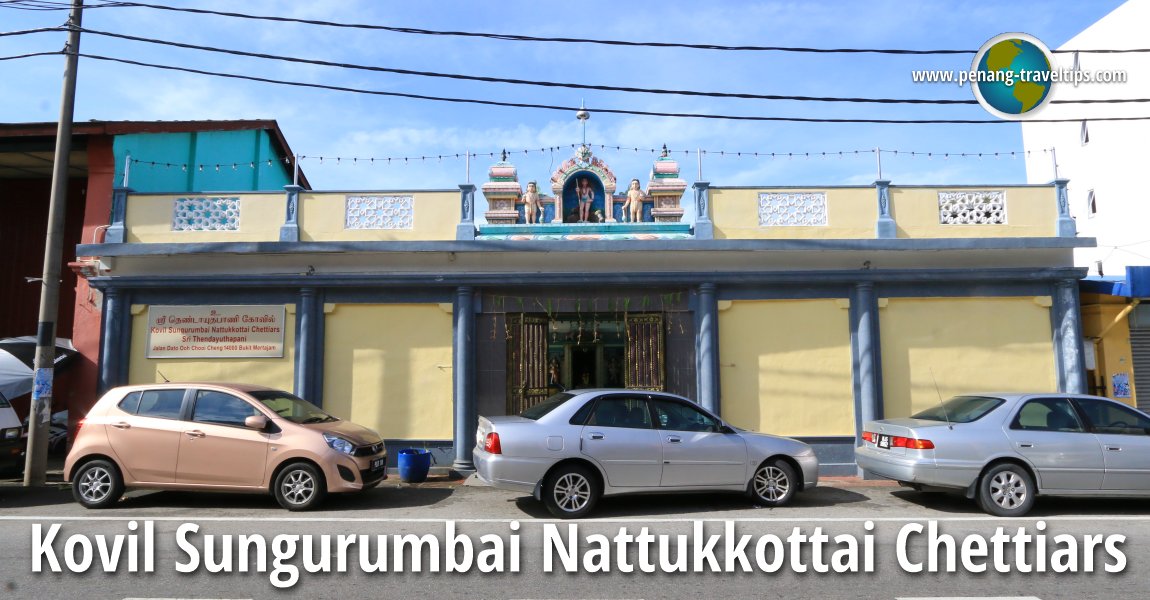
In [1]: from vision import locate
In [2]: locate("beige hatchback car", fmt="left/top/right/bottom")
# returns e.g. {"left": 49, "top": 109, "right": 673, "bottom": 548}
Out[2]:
{"left": 65, "top": 383, "right": 387, "bottom": 510}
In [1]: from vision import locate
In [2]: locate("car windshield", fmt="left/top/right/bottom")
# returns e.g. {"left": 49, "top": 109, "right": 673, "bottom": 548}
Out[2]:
{"left": 249, "top": 390, "right": 337, "bottom": 424}
{"left": 520, "top": 392, "right": 575, "bottom": 420}
{"left": 911, "top": 395, "right": 1004, "bottom": 423}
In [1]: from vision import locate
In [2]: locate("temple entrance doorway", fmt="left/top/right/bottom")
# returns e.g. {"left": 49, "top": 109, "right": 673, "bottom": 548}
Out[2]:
{"left": 505, "top": 313, "right": 665, "bottom": 414}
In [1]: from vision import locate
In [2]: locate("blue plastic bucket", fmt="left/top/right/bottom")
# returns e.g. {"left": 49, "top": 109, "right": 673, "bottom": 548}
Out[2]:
{"left": 397, "top": 448, "right": 432, "bottom": 483}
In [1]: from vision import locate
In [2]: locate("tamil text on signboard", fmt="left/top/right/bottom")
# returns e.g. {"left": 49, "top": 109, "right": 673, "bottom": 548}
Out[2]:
{"left": 146, "top": 305, "right": 286, "bottom": 358}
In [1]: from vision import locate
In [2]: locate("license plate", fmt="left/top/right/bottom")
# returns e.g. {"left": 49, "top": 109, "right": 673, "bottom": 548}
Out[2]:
{"left": 370, "top": 457, "right": 386, "bottom": 471}
{"left": 877, "top": 434, "right": 891, "bottom": 449}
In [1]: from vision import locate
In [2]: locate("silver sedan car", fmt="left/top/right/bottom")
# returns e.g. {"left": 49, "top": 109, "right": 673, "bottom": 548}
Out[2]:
{"left": 856, "top": 392, "right": 1150, "bottom": 517}
{"left": 473, "top": 389, "right": 819, "bottom": 518}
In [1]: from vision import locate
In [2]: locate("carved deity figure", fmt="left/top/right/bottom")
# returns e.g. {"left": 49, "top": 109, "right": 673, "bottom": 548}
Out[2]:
{"left": 522, "top": 181, "right": 541, "bottom": 224}
{"left": 548, "top": 356, "right": 561, "bottom": 390}
{"left": 623, "top": 178, "right": 645, "bottom": 223}
{"left": 576, "top": 177, "right": 594, "bottom": 223}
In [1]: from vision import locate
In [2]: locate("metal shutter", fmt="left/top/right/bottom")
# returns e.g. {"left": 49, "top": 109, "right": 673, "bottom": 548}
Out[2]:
{"left": 1132, "top": 329, "right": 1150, "bottom": 411}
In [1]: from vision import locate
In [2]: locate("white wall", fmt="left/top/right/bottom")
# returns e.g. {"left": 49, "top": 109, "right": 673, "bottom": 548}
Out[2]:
{"left": 1022, "top": 0, "right": 1150, "bottom": 276}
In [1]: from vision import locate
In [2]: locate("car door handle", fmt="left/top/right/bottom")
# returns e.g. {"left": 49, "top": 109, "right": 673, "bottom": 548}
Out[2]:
{"left": 184, "top": 430, "right": 206, "bottom": 439}
{"left": 111, "top": 422, "right": 131, "bottom": 430}
{"left": 1017, "top": 442, "right": 1033, "bottom": 448}
{"left": 1107, "top": 446, "right": 1123, "bottom": 452}
{"left": 588, "top": 432, "right": 604, "bottom": 440}
{"left": 666, "top": 435, "right": 681, "bottom": 444}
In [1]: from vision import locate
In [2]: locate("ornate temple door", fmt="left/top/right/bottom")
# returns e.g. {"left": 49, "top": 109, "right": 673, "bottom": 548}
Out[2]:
{"left": 625, "top": 314, "right": 665, "bottom": 391}
{"left": 506, "top": 315, "right": 550, "bottom": 414}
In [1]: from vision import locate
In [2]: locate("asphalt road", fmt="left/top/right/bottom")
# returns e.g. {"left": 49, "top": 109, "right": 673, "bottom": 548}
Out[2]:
{"left": 0, "top": 477, "right": 1146, "bottom": 599}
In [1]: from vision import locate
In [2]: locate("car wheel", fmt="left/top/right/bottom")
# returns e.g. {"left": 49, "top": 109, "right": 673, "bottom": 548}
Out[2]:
{"left": 273, "top": 463, "right": 327, "bottom": 511}
{"left": 72, "top": 459, "right": 124, "bottom": 509}
{"left": 543, "top": 464, "right": 600, "bottom": 519}
{"left": 749, "top": 458, "right": 798, "bottom": 507}
{"left": 977, "top": 463, "right": 1035, "bottom": 517}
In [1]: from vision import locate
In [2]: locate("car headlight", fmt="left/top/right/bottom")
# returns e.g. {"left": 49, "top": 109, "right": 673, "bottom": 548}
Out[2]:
{"left": 2, "top": 428, "right": 19, "bottom": 440}
{"left": 323, "top": 433, "right": 355, "bottom": 455}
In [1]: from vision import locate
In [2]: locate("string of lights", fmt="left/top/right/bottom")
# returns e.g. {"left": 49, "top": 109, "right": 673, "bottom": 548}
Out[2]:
{"left": 125, "top": 145, "right": 1056, "bottom": 173}
{"left": 6, "top": 0, "right": 1148, "bottom": 54}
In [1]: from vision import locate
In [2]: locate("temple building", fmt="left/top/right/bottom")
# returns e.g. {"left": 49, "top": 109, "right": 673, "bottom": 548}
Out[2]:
{"left": 71, "top": 139, "right": 1093, "bottom": 475}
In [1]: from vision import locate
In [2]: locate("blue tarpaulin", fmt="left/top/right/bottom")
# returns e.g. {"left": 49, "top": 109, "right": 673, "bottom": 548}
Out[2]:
{"left": 1081, "top": 266, "right": 1150, "bottom": 298}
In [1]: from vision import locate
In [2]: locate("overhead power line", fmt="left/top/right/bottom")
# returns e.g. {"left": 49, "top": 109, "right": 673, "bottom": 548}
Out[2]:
{"left": 0, "top": 50, "right": 58, "bottom": 60}
{"left": 0, "top": 0, "right": 70, "bottom": 10}
{"left": 76, "top": 27, "right": 974, "bottom": 105}
{"left": 77, "top": 52, "right": 1150, "bottom": 124}
{"left": 67, "top": 27, "right": 1150, "bottom": 106}
{"left": 0, "top": 26, "right": 63, "bottom": 37}
{"left": 8, "top": 0, "right": 1150, "bottom": 54}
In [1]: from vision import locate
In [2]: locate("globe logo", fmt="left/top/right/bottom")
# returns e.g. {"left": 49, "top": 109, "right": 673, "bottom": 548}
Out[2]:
{"left": 971, "top": 33, "right": 1055, "bottom": 119}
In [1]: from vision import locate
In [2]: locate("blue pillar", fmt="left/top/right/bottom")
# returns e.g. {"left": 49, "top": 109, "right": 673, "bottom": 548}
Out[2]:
{"left": 851, "top": 282, "right": 884, "bottom": 457}
{"left": 1052, "top": 279, "right": 1088, "bottom": 394}
{"left": 457, "top": 184, "right": 476, "bottom": 240}
{"left": 1054, "top": 178, "right": 1076, "bottom": 238}
{"left": 452, "top": 286, "right": 477, "bottom": 473}
{"left": 104, "top": 187, "right": 131, "bottom": 244}
{"left": 295, "top": 287, "right": 321, "bottom": 404}
{"left": 875, "top": 180, "right": 896, "bottom": 238}
{"left": 280, "top": 184, "right": 303, "bottom": 242}
{"left": 851, "top": 282, "right": 884, "bottom": 478}
{"left": 98, "top": 288, "right": 126, "bottom": 394}
{"left": 693, "top": 182, "right": 713, "bottom": 240}
{"left": 696, "top": 283, "right": 720, "bottom": 414}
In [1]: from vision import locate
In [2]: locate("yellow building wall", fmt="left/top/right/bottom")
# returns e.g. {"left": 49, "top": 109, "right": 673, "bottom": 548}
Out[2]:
{"left": 880, "top": 297, "right": 1057, "bottom": 418}
{"left": 1081, "top": 300, "right": 1137, "bottom": 406}
{"left": 718, "top": 299, "right": 854, "bottom": 436}
{"left": 711, "top": 187, "right": 876, "bottom": 240}
{"left": 126, "top": 193, "right": 284, "bottom": 243}
{"left": 323, "top": 304, "right": 454, "bottom": 439}
{"left": 127, "top": 305, "right": 296, "bottom": 389}
{"left": 891, "top": 186, "right": 1055, "bottom": 238}
{"left": 299, "top": 191, "right": 458, "bottom": 241}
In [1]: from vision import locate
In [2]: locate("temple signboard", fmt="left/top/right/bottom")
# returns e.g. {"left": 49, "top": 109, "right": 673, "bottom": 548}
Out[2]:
{"left": 146, "top": 305, "right": 286, "bottom": 358}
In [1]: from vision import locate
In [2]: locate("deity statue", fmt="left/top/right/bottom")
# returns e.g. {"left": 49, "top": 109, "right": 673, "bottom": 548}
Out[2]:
{"left": 548, "top": 356, "right": 563, "bottom": 391}
{"left": 522, "top": 181, "right": 541, "bottom": 224}
{"left": 623, "top": 178, "right": 645, "bottom": 223}
{"left": 576, "top": 177, "right": 594, "bottom": 223}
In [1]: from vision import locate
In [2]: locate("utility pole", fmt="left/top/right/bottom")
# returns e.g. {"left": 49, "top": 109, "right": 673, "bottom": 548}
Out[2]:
{"left": 25, "top": 0, "right": 84, "bottom": 487}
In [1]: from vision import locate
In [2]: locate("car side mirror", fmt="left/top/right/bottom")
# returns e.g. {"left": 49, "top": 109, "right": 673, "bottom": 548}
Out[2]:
{"left": 718, "top": 424, "right": 736, "bottom": 434}
{"left": 245, "top": 415, "right": 269, "bottom": 430}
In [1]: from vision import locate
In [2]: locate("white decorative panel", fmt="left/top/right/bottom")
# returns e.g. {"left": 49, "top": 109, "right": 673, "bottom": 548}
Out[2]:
{"left": 172, "top": 197, "right": 240, "bottom": 231}
{"left": 938, "top": 191, "right": 1007, "bottom": 225}
{"left": 345, "top": 195, "right": 414, "bottom": 230}
{"left": 758, "top": 192, "right": 827, "bottom": 226}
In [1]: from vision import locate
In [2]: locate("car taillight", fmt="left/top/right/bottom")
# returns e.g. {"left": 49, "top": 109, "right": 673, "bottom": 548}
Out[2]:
{"left": 907, "top": 438, "right": 935, "bottom": 450}
{"left": 75, "top": 419, "right": 85, "bottom": 432}
{"left": 866, "top": 430, "right": 934, "bottom": 450}
{"left": 890, "top": 436, "right": 934, "bottom": 450}
{"left": 484, "top": 432, "right": 501, "bottom": 454}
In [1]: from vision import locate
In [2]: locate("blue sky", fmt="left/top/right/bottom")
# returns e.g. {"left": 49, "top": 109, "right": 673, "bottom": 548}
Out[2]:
{"left": 0, "top": 0, "right": 1130, "bottom": 192}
